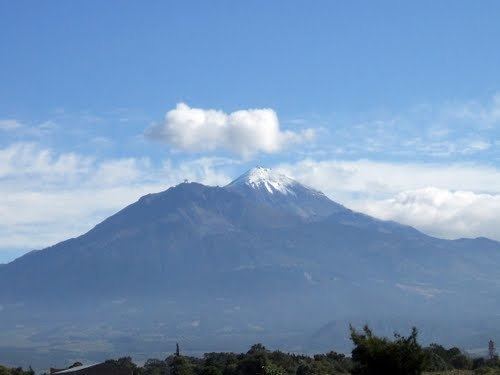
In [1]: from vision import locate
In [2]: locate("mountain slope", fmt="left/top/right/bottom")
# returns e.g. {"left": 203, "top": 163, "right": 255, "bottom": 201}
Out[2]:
{"left": 0, "top": 167, "right": 499, "bottom": 365}
{"left": 225, "top": 167, "right": 345, "bottom": 219}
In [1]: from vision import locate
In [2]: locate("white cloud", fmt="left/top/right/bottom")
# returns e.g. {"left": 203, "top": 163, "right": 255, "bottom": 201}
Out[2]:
{"left": 396, "top": 283, "right": 448, "bottom": 299}
{"left": 2, "top": 142, "right": 500, "bottom": 262}
{"left": 0, "top": 143, "right": 233, "bottom": 258}
{"left": 447, "top": 92, "right": 500, "bottom": 127}
{"left": 463, "top": 140, "right": 491, "bottom": 153}
{"left": 311, "top": 93, "right": 500, "bottom": 160}
{"left": 0, "top": 143, "right": 93, "bottom": 182}
{"left": 276, "top": 159, "right": 500, "bottom": 240}
{"left": 0, "top": 119, "right": 60, "bottom": 138}
{"left": 146, "top": 103, "right": 315, "bottom": 158}
{"left": 161, "top": 156, "right": 236, "bottom": 186}
{"left": 0, "top": 119, "right": 23, "bottom": 131}
{"left": 89, "top": 158, "right": 150, "bottom": 186}
{"left": 357, "top": 188, "right": 500, "bottom": 240}
{"left": 276, "top": 159, "right": 500, "bottom": 198}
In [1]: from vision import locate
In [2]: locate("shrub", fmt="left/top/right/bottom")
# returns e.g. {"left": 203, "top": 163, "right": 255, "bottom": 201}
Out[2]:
{"left": 350, "top": 325, "right": 425, "bottom": 375}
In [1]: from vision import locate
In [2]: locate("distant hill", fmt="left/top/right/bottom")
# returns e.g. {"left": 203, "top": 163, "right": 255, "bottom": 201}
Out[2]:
{"left": 0, "top": 167, "right": 499, "bottom": 368}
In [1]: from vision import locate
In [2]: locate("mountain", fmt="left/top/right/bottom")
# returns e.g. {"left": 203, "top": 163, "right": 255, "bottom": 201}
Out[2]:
{"left": 225, "top": 167, "right": 345, "bottom": 220}
{"left": 0, "top": 167, "right": 499, "bottom": 368}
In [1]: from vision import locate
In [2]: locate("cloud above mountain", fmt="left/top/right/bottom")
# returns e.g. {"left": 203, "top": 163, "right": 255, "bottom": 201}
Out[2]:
{"left": 0, "top": 143, "right": 233, "bottom": 258}
{"left": 357, "top": 187, "right": 500, "bottom": 240}
{"left": 3, "top": 141, "right": 500, "bottom": 263}
{"left": 146, "top": 103, "right": 315, "bottom": 158}
{"left": 276, "top": 159, "right": 500, "bottom": 240}
{"left": 2, "top": 94, "right": 500, "bottom": 261}
{"left": 276, "top": 159, "right": 500, "bottom": 198}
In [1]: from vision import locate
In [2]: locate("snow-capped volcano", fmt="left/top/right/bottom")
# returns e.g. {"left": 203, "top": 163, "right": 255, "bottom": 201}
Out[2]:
{"left": 225, "top": 167, "right": 302, "bottom": 195}
{"left": 225, "top": 167, "right": 344, "bottom": 220}
{"left": 1, "top": 165, "right": 500, "bottom": 367}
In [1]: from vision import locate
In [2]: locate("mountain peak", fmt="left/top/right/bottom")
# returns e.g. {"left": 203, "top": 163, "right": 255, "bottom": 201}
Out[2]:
{"left": 224, "top": 167, "right": 344, "bottom": 220}
{"left": 226, "top": 167, "right": 299, "bottom": 195}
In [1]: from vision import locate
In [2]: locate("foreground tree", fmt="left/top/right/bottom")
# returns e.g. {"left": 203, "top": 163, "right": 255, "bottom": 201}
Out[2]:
{"left": 489, "top": 340, "right": 497, "bottom": 361}
{"left": 423, "top": 343, "right": 471, "bottom": 370}
{"left": 169, "top": 356, "right": 195, "bottom": 375}
{"left": 350, "top": 325, "right": 425, "bottom": 375}
{"left": 0, "top": 366, "right": 35, "bottom": 375}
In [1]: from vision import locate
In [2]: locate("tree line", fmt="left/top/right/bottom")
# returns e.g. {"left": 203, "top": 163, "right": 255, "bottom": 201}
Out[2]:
{"left": 1, "top": 325, "right": 499, "bottom": 374}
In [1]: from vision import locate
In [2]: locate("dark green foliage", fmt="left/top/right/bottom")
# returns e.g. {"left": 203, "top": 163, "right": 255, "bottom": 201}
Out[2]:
{"left": 168, "top": 355, "right": 196, "bottom": 375}
{"left": 474, "top": 357, "right": 487, "bottom": 369}
{"left": 423, "top": 351, "right": 450, "bottom": 371}
{"left": 199, "top": 365, "right": 223, "bottom": 375}
{"left": 475, "top": 367, "right": 500, "bottom": 375}
{"left": 490, "top": 340, "right": 497, "bottom": 361}
{"left": 450, "top": 352, "right": 472, "bottom": 369}
{"left": 6, "top": 331, "right": 500, "bottom": 375}
{"left": 105, "top": 356, "right": 142, "bottom": 375}
{"left": 159, "top": 343, "right": 350, "bottom": 375}
{"left": 350, "top": 325, "right": 425, "bottom": 375}
{"left": 423, "top": 343, "right": 472, "bottom": 370}
{"left": 263, "top": 362, "right": 285, "bottom": 375}
{"left": 0, "top": 366, "right": 35, "bottom": 375}
{"left": 12, "top": 331, "right": 500, "bottom": 375}
{"left": 4, "top": 338, "right": 496, "bottom": 375}
{"left": 313, "top": 351, "right": 353, "bottom": 374}
{"left": 236, "top": 351, "right": 267, "bottom": 375}
{"left": 295, "top": 363, "right": 312, "bottom": 375}
{"left": 202, "top": 352, "right": 239, "bottom": 374}
{"left": 143, "top": 359, "right": 169, "bottom": 375}
{"left": 475, "top": 356, "right": 500, "bottom": 374}
{"left": 2, "top": 343, "right": 351, "bottom": 375}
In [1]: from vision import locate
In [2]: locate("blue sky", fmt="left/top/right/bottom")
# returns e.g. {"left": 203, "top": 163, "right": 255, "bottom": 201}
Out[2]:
{"left": 1, "top": 1, "right": 500, "bottom": 262}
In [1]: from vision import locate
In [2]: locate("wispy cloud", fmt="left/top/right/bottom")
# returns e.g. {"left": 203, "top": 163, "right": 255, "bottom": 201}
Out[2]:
{"left": 0, "top": 119, "right": 23, "bottom": 131}
{"left": 310, "top": 93, "right": 500, "bottom": 160}
{"left": 445, "top": 92, "right": 500, "bottom": 128}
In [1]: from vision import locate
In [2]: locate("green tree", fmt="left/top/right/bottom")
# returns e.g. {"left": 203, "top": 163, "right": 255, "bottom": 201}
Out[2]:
{"left": 450, "top": 352, "right": 472, "bottom": 369}
{"left": 236, "top": 344, "right": 270, "bottom": 375}
{"left": 170, "top": 355, "right": 195, "bottom": 375}
{"left": 295, "top": 363, "right": 312, "bottom": 375}
{"left": 143, "top": 358, "right": 168, "bottom": 375}
{"left": 105, "top": 356, "right": 142, "bottom": 375}
{"left": 200, "top": 365, "right": 223, "bottom": 375}
{"left": 0, "top": 366, "right": 36, "bottom": 375}
{"left": 237, "top": 354, "right": 266, "bottom": 375}
{"left": 423, "top": 351, "right": 449, "bottom": 372}
{"left": 350, "top": 325, "right": 425, "bottom": 375}
{"left": 264, "top": 362, "right": 285, "bottom": 375}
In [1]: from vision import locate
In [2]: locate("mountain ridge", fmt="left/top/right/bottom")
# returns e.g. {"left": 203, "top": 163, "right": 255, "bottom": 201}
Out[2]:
{"left": 0, "top": 167, "right": 499, "bottom": 364}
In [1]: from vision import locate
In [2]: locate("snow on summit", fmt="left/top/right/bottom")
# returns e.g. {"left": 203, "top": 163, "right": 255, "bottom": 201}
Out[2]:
{"left": 224, "top": 167, "right": 344, "bottom": 220}
{"left": 226, "top": 167, "right": 299, "bottom": 195}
